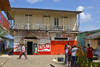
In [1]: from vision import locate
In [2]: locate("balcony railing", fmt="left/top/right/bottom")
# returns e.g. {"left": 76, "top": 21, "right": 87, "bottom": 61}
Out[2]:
{"left": 14, "top": 23, "right": 79, "bottom": 31}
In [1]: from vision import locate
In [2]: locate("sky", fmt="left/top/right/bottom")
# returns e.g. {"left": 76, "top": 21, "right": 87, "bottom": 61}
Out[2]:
{"left": 9, "top": 0, "right": 100, "bottom": 32}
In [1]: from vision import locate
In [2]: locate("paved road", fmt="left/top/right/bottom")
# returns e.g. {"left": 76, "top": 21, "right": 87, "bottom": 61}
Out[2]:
{"left": 2, "top": 55, "right": 68, "bottom": 67}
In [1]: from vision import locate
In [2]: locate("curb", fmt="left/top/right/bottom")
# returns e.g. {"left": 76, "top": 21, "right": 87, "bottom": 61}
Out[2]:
{"left": 50, "top": 63, "right": 55, "bottom": 67}
{"left": 0, "top": 56, "right": 10, "bottom": 67}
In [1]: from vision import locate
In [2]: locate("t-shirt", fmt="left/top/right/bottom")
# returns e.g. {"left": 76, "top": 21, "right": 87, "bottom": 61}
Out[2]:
{"left": 65, "top": 49, "right": 68, "bottom": 53}
{"left": 68, "top": 50, "right": 71, "bottom": 56}
{"left": 67, "top": 45, "right": 71, "bottom": 49}
{"left": 21, "top": 46, "right": 25, "bottom": 52}
{"left": 87, "top": 47, "right": 93, "bottom": 58}
{"left": 71, "top": 47, "right": 78, "bottom": 56}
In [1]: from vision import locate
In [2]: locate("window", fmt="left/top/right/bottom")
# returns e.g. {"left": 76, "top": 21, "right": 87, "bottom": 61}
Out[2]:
{"left": 98, "top": 40, "right": 100, "bottom": 46}
{"left": 33, "top": 43, "right": 37, "bottom": 53}
{"left": 56, "top": 33, "right": 61, "bottom": 37}
{"left": 54, "top": 18, "right": 59, "bottom": 28}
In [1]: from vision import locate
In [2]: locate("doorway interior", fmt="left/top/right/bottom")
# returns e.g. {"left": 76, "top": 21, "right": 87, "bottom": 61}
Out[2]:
{"left": 27, "top": 42, "right": 32, "bottom": 55}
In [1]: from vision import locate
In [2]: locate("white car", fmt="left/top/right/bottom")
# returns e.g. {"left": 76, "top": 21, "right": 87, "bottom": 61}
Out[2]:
{"left": 93, "top": 47, "right": 100, "bottom": 60}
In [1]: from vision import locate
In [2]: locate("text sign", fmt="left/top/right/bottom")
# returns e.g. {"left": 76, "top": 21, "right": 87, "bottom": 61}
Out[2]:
{"left": 62, "top": 34, "right": 72, "bottom": 38}
{"left": 39, "top": 43, "right": 50, "bottom": 51}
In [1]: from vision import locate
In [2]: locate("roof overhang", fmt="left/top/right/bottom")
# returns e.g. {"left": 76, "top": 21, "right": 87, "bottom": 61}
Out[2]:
{"left": 85, "top": 31, "right": 100, "bottom": 40}
{"left": 0, "top": 0, "right": 11, "bottom": 11}
{"left": 7, "top": 7, "right": 83, "bottom": 20}
{"left": 10, "top": 7, "right": 83, "bottom": 14}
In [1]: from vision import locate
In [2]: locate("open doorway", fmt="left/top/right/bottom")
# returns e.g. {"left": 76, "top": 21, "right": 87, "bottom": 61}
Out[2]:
{"left": 27, "top": 42, "right": 32, "bottom": 55}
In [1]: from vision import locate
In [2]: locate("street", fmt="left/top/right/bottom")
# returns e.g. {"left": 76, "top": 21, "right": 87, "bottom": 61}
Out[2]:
{"left": 2, "top": 55, "right": 68, "bottom": 67}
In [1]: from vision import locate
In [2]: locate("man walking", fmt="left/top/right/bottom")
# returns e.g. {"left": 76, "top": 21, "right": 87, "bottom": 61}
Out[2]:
{"left": 19, "top": 44, "right": 28, "bottom": 59}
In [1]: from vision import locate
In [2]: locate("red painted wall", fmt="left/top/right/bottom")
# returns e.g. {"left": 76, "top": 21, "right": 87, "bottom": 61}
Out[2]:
{"left": 38, "top": 52, "right": 50, "bottom": 55}
{"left": 14, "top": 52, "right": 21, "bottom": 55}
{"left": 0, "top": 13, "right": 9, "bottom": 30}
{"left": 51, "top": 40, "right": 77, "bottom": 55}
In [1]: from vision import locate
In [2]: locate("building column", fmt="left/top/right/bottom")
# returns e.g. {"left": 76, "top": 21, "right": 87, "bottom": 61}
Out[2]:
{"left": 78, "top": 14, "right": 80, "bottom": 31}
{"left": 63, "top": 13, "right": 64, "bottom": 31}
{"left": 89, "top": 39, "right": 91, "bottom": 45}
{"left": 28, "top": 10, "right": 29, "bottom": 30}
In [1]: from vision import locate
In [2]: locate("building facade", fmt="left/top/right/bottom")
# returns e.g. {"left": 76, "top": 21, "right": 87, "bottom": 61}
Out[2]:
{"left": 77, "top": 29, "right": 100, "bottom": 48}
{"left": 0, "top": 0, "right": 10, "bottom": 51}
{"left": 7, "top": 8, "right": 82, "bottom": 55}
{"left": 0, "top": 0, "right": 10, "bottom": 37}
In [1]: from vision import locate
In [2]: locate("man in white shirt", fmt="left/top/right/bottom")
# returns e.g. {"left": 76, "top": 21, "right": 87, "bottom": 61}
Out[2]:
{"left": 71, "top": 45, "right": 78, "bottom": 66}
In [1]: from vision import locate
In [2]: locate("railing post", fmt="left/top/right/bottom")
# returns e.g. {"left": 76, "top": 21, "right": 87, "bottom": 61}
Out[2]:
{"left": 63, "top": 13, "right": 64, "bottom": 31}
{"left": 78, "top": 14, "right": 80, "bottom": 31}
{"left": 27, "top": 23, "right": 29, "bottom": 30}
{"left": 17, "top": 23, "right": 18, "bottom": 29}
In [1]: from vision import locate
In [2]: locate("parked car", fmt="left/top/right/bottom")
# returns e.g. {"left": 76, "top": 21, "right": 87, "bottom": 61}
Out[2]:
{"left": 93, "top": 47, "right": 100, "bottom": 60}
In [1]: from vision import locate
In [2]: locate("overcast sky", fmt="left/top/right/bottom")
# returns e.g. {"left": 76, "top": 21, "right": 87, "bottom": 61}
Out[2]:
{"left": 9, "top": 0, "right": 100, "bottom": 32}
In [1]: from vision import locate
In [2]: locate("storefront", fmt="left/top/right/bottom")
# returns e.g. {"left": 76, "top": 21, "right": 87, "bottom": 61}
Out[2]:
{"left": 13, "top": 31, "right": 77, "bottom": 55}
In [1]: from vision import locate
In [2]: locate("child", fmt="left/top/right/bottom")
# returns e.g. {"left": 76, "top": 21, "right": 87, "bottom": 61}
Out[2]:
{"left": 68, "top": 48, "right": 71, "bottom": 66}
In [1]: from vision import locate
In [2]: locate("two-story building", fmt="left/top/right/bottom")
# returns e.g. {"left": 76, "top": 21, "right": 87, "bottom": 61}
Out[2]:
{"left": 0, "top": 0, "right": 10, "bottom": 50}
{"left": 7, "top": 7, "right": 82, "bottom": 55}
{"left": 0, "top": 0, "right": 10, "bottom": 37}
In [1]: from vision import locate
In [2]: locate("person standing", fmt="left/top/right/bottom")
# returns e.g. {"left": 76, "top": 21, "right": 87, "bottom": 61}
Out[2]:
{"left": 2, "top": 42, "right": 5, "bottom": 51}
{"left": 65, "top": 45, "right": 68, "bottom": 65}
{"left": 71, "top": 45, "right": 78, "bottom": 67}
{"left": 87, "top": 44, "right": 93, "bottom": 62}
{"left": 67, "top": 42, "right": 71, "bottom": 49}
{"left": 19, "top": 44, "right": 28, "bottom": 59}
{"left": 68, "top": 48, "right": 71, "bottom": 66}
{"left": 0, "top": 41, "right": 2, "bottom": 55}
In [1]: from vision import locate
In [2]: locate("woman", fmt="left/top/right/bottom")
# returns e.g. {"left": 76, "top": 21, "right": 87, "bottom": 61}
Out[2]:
{"left": 19, "top": 44, "right": 28, "bottom": 59}
{"left": 65, "top": 45, "right": 68, "bottom": 65}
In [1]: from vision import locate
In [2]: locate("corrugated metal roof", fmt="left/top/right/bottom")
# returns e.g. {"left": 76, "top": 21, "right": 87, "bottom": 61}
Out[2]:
{"left": 0, "top": 0, "right": 11, "bottom": 11}
{"left": 85, "top": 31, "right": 100, "bottom": 39}
{"left": 11, "top": 7, "right": 83, "bottom": 13}
{"left": 81, "top": 29, "right": 100, "bottom": 34}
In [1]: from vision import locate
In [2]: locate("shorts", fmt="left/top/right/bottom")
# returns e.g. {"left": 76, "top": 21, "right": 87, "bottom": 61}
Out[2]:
{"left": 68, "top": 56, "right": 71, "bottom": 61}
{"left": 88, "top": 58, "right": 92, "bottom": 62}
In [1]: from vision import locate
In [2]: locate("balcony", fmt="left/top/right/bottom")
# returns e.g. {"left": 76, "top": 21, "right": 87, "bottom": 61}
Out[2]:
{"left": 14, "top": 23, "right": 79, "bottom": 31}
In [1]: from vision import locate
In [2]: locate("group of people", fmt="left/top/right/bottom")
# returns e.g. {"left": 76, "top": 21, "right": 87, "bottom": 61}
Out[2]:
{"left": 64, "top": 42, "right": 94, "bottom": 67}
{"left": 0, "top": 41, "right": 5, "bottom": 54}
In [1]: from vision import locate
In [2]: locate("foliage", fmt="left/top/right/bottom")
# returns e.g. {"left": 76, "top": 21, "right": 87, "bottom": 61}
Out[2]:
{"left": 76, "top": 51, "right": 100, "bottom": 67}
{"left": 0, "top": 47, "right": 11, "bottom": 56}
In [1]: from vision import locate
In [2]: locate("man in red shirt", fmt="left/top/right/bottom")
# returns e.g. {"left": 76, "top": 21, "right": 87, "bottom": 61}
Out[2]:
{"left": 87, "top": 44, "right": 93, "bottom": 62}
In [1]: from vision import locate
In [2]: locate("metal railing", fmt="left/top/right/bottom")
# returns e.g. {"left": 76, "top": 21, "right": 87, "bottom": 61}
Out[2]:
{"left": 14, "top": 23, "right": 78, "bottom": 31}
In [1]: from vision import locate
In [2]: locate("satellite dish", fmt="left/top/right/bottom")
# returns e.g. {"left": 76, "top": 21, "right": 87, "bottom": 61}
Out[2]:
{"left": 0, "top": 28, "right": 4, "bottom": 35}
{"left": 0, "top": 37, "right": 3, "bottom": 41}
{"left": 0, "top": 31, "right": 8, "bottom": 36}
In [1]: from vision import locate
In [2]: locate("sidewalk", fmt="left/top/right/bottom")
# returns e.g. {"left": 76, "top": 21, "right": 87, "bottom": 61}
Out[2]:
{"left": 0, "top": 55, "right": 9, "bottom": 67}
{"left": 2, "top": 55, "right": 69, "bottom": 67}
